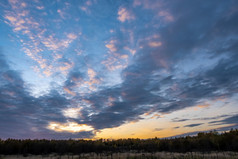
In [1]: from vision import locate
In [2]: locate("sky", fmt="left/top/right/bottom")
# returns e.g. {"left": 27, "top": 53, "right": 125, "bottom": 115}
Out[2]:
{"left": 0, "top": 0, "right": 238, "bottom": 139}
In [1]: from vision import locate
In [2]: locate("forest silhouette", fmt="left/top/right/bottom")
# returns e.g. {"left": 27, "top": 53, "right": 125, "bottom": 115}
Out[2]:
{"left": 0, "top": 129, "right": 237, "bottom": 155}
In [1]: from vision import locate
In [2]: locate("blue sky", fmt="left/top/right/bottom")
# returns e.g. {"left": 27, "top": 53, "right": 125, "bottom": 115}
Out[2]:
{"left": 0, "top": 0, "right": 238, "bottom": 139}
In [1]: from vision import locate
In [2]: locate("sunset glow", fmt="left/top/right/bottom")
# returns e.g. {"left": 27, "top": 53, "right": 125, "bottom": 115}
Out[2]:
{"left": 47, "top": 122, "right": 94, "bottom": 133}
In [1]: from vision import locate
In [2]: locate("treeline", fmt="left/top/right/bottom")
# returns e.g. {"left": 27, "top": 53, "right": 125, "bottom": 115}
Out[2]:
{"left": 0, "top": 129, "right": 237, "bottom": 155}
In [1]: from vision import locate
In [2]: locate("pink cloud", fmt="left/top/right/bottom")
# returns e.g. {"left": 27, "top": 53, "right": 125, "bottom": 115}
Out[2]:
{"left": 133, "top": 0, "right": 174, "bottom": 23}
{"left": 80, "top": 6, "right": 87, "bottom": 12}
{"left": 64, "top": 87, "right": 76, "bottom": 96}
{"left": 107, "top": 97, "right": 116, "bottom": 107}
{"left": 103, "top": 37, "right": 131, "bottom": 71}
{"left": 159, "top": 11, "right": 174, "bottom": 22}
{"left": 43, "top": 69, "right": 52, "bottom": 77}
{"left": 67, "top": 33, "right": 77, "bottom": 40}
{"left": 53, "top": 53, "right": 63, "bottom": 60}
{"left": 120, "top": 54, "right": 128, "bottom": 59}
{"left": 59, "top": 62, "right": 74, "bottom": 75}
{"left": 118, "top": 7, "right": 135, "bottom": 22}
{"left": 21, "top": 2, "right": 27, "bottom": 7}
{"left": 124, "top": 47, "right": 136, "bottom": 55}
{"left": 133, "top": 0, "right": 161, "bottom": 9}
{"left": 102, "top": 56, "right": 128, "bottom": 71}
{"left": 5, "top": 15, "right": 17, "bottom": 23}
{"left": 88, "top": 68, "right": 96, "bottom": 80}
{"left": 67, "top": 68, "right": 100, "bottom": 93}
{"left": 85, "top": 0, "right": 92, "bottom": 6}
{"left": 105, "top": 40, "right": 117, "bottom": 52}
{"left": 79, "top": 0, "right": 92, "bottom": 14}
{"left": 41, "top": 33, "right": 78, "bottom": 52}
{"left": 36, "top": 6, "right": 44, "bottom": 10}
{"left": 57, "top": 9, "right": 67, "bottom": 19}
{"left": 148, "top": 41, "right": 162, "bottom": 47}
{"left": 133, "top": 0, "right": 142, "bottom": 7}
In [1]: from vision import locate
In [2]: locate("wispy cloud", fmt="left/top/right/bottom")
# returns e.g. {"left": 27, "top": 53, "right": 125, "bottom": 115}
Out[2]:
{"left": 154, "top": 128, "right": 163, "bottom": 131}
{"left": 184, "top": 123, "right": 203, "bottom": 128}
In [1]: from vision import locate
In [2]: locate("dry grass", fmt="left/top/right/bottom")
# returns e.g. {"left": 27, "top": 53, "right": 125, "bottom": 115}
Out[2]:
{"left": 1, "top": 152, "right": 238, "bottom": 159}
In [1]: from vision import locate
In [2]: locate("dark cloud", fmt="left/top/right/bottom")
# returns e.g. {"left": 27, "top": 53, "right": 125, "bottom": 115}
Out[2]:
{"left": 64, "top": 70, "right": 84, "bottom": 88}
{"left": 172, "top": 115, "right": 232, "bottom": 124}
{"left": 184, "top": 123, "right": 203, "bottom": 128}
{"left": 0, "top": 52, "right": 93, "bottom": 139}
{"left": 65, "top": 0, "right": 238, "bottom": 131}
{"left": 172, "top": 118, "right": 189, "bottom": 122}
{"left": 154, "top": 128, "right": 163, "bottom": 131}
{"left": 219, "top": 115, "right": 238, "bottom": 124}
{"left": 170, "top": 124, "right": 238, "bottom": 138}
{"left": 209, "top": 114, "right": 238, "bottom": 125}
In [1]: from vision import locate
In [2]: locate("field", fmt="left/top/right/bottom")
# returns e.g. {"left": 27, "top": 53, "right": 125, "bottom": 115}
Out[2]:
{"left": 1, "top": 152, "right": 238, "bottom": 159}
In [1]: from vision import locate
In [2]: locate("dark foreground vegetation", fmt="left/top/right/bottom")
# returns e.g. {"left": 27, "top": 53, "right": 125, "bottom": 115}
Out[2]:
{"left": 0, "top": 129, "right": 237, "bottom": 156}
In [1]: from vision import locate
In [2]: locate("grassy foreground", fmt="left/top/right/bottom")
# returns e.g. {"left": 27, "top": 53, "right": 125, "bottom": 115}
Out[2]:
{"left": 1, "top": 152, "right": 238, "bottom": 159}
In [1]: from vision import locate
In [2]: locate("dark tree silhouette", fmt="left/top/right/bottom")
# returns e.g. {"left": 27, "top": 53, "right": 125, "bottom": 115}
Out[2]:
{"left": 0, "top": 129, "right": 237, "bottom": 155}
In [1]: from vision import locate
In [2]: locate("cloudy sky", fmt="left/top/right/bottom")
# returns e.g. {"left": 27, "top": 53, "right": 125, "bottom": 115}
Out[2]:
{"left": 0, "top": 0, "right": 238, "bottom": 139}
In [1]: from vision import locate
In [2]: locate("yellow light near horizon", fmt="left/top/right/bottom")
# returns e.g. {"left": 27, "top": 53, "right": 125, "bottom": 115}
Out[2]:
{"left": 95, "top": 117, "right": 179, "bottom": 139}
{"left": 47, "top": 121, "right": 94, "bottom": 133}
